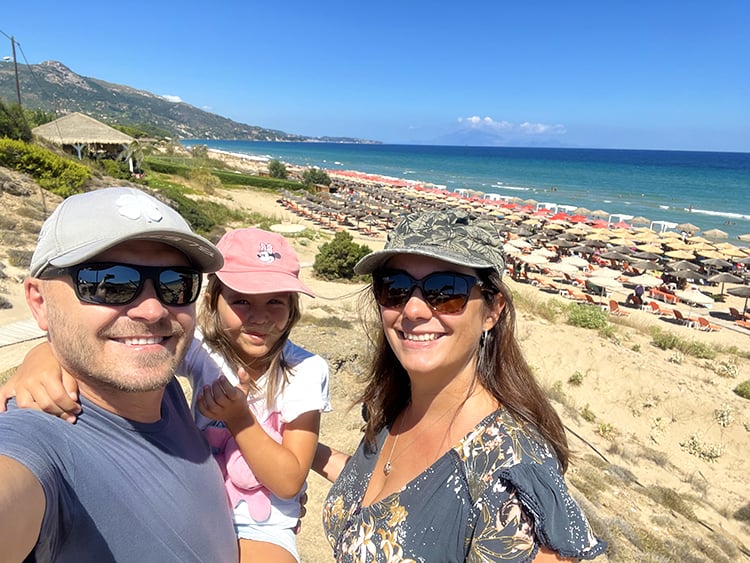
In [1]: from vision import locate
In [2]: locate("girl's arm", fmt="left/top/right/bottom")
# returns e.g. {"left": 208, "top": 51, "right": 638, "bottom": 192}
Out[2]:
{"left": 311, "top": 443, "right": 351, "bottom": 483}
{"left": 198, "top": 374, "right": 320, "bottom": 499}
{"left": 0, "top": 342, "right": 81, "bottom": 423}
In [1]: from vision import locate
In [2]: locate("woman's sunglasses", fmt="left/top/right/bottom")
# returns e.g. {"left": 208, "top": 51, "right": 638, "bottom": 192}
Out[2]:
{"left": 41, "top": 262, "right": 202, "bottom": 306}
{"left": 372, "top": 270, "right": 483, "bottom": 314}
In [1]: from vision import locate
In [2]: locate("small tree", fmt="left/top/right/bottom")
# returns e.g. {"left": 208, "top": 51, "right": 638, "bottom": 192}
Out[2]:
{"left": 0, "top": 99, "right": 31, "bottom": 141}
{"left": 268, "top": 159, "right": 287, "bottom": 179}
{"left": 302, "top": 167, "right": 331, "bottom": 188}
{"left": 313, "top": 231, "right": 371, "bottom": 281}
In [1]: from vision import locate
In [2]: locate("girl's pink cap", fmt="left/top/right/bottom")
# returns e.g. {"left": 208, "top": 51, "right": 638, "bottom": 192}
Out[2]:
{"left": 215, "top": 228, "right": 314, "bottom": 297}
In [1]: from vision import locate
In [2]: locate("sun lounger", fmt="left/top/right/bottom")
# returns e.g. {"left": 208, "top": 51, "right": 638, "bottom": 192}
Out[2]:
{"left": 672, "top": 309, "right": 699, "bottom": 328}
{"left": 559, "top": 288, "right": 587, "bottom": 302}
{"left": 696, "top": 317, "right": 721, "bottom": 332}
{"left": 608, "top": 300, "right": 631, "bottom": 317}
{"left": 735, "top": 320, "right": 750, "bottom": 331}
{"left": 648, "top": 301, "right": 674, "bottom": 317}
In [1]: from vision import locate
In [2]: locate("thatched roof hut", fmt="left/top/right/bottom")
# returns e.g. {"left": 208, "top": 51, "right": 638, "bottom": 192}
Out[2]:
{"left": 32, "top": 112, "right": 135, "bottom": 161}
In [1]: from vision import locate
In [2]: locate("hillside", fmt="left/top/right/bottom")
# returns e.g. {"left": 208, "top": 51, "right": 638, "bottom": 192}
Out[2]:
{"left": 0, "top": 60, "right": 374, "bottom": 143}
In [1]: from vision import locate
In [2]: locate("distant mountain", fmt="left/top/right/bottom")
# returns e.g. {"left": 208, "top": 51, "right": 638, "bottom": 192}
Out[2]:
{"left": 0, "top": 60, "right": 375, "bottom": 143}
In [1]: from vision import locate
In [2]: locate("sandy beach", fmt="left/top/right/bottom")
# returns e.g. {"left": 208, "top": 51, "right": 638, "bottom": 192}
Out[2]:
{"left": 1, "top": 164, "right": 749, "bottom": 560}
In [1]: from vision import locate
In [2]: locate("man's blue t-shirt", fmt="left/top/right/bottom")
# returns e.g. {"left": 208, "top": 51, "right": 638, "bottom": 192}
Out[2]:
{"left": 0, "top": 379, "right": 237, "bottom": 562}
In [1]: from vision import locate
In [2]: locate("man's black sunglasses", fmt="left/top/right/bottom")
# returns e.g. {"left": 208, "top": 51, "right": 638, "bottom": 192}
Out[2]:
{"left": 41, "top": 262, "right": 202, "bottom": 306}
{"left": 372, "top": 270, "right": 484, "bottom": 314}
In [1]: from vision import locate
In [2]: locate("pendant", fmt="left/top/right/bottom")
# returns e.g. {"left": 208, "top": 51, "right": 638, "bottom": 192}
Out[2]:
{"left": 383, "top": 462, "right": 392, "bottom": 476}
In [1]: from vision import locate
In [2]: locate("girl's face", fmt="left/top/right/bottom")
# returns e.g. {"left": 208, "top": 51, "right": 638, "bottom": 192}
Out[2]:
{"left": 378, "top": 255, "right": 501, "bottom": 387}
{"left": 215, "top": 287, "right": 293, "bottom": 367}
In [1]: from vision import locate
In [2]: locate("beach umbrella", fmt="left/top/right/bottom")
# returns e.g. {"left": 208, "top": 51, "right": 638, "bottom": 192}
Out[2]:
{"left": 545, "top": 261, "right": 582, "bottom": 275}
{"left": 573, "top": 207, "right": 592, "bottom": 216}
{"left": 609, "top": 245, "right": 636, "bottom": 254}
{"left": 571, "top": 245, "right": 596, "bottom": 254}
{"left": 591, "top": 267, "right": 623, "bottom": 278}
{"left": 630, "top": 216, "right": 651, "bottom": 225}
{"left": 707, "top": 272, "right": 743, "bottom": 298}
{"left": 727, "top": 286, "right": 750, "bottom": 312}
{"left": 670, "top": 269, "right": 707, "bottom": 282}
{"left": 507, "top": 238, "right": 533, "bottom": 249}
{"left": 590, "top": 210, "right": 609, "bottom": 218}
{"left": 630, "top": 260, "right": 661, "bottom": 272}
{"left": 675, "top": 222, "right": 700, "bottom": 233}
{"left": 667, "top": 260, "right": 700, "bottom": 271}
{"left": 675, "top": 288, "right": 714, "bottom": 307}
{"left": 735, "top": 256, "right": 750, "bottom": 265}
{"left": 587, "top": 276, "right": 623, "bottom": 296}
{"left": 633, "top": 251, "right": 662, "bottom": 261}
{"left": 628, "top": 273, "right": 663, "bottom": 287}
{"left": 703, "top": 228, "right": 729, "bottom": 240}
{"left": 665, "top": 249, "right": 695, "bottom": 260}
{"left": 737, "top": 234, "right": 750, "bottom": 243}
{"left": 701, "top": 258, "right": 733, "bottom": 269}
{"left": 561, "top": 256, "right": 591, "bottom": 268}
{"left": 552, "top": 239, "right": 576, "bottom": 248}
{"left": 531, "top": 248, "right": 557, "bottom": 258}
{"left": 636, "top": 244, "right": 664, "bottom": 254}
{"left": 520, "top": 254, "right": 549, "bottom": 266}
{"left": 599, "top": 251, "right": 630, "bottom": 261}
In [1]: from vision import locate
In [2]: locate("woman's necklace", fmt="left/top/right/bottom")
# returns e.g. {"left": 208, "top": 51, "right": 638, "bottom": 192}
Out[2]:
{"left": 382, "top": 402, "right": 456, "bottom": 476}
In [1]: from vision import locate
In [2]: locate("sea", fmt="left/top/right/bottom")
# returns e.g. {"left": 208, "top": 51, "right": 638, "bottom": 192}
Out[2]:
{"left": 181, "top": 141, "right": 750, "bottom": 241}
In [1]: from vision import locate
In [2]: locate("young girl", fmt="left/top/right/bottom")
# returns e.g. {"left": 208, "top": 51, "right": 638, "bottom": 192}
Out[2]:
{"left": 3, "top": 227, "right": 330, "bottom": 563}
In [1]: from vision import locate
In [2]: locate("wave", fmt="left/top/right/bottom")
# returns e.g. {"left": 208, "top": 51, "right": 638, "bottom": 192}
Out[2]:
{"left": 494, "top": 185, "right": 530, "bottom": 191}
{"left": 687, "top": 208, "right": 750, "bottom": 221}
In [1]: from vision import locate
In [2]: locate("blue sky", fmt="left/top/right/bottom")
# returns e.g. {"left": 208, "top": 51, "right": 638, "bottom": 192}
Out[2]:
{"left": 2, "top": 1, "right": 748, "bottom": 151}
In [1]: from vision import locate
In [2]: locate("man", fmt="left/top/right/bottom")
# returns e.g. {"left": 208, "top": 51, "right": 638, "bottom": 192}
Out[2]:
{"left": 0, "top": 187, "right": 238, "bottom": 561}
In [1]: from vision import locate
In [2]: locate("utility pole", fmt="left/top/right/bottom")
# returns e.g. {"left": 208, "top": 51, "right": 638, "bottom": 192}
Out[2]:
{"left": 11, "top": 36, "right": 21, "bottom": 107}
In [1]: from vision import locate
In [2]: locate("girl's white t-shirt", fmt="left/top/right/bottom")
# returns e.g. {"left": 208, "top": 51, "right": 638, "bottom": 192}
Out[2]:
{"left": 182, "top": 331, "right": 331, "bottom": 528}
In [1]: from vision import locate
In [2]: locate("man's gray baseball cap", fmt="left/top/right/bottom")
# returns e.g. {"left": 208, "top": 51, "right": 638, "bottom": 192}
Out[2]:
{"left": 30, "top": 187, "right": 224, "bottom": 277}
{"left": 354, "top": 209, "right": 505, "bottom": 276}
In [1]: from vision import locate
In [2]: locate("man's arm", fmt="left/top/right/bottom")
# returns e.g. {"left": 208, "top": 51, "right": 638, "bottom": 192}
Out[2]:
{"left": 0, "top": 455, "right": 45, "bottom": 560}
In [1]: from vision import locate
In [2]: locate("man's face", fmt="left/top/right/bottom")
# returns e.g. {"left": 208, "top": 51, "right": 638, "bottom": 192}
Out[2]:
{"left": 28, "top": 241, "right": 197, "bottom": 393}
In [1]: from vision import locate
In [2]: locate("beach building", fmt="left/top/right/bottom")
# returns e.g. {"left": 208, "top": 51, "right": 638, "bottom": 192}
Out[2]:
{"left": 32, "top": 112, "right": 137, "bottom": 168}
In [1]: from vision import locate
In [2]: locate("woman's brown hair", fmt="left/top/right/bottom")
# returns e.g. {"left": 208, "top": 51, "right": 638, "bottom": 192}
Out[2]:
{"left": 357, "top": 268, "right": 570, "bottom": 472}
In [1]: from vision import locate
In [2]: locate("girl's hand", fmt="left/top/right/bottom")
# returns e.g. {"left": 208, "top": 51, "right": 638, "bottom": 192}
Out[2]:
{"left": 0, "top": 342, "right": 81, "bottom": 423}
{"left": 197, "top": 375, "right": 254, "bottom": 430}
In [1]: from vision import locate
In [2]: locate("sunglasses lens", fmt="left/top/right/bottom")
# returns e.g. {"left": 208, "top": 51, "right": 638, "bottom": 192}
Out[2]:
{"left": 75, "top": 265, "right": 201, "bottom": 306}
{"left": 422, "top": 273, "right": 472, "bottom": 313}
{"left": 158, "top": 269, "right": 201, "bottom": 305}
{"left": 76, "top": 265, "right": 140, "bottom": 304}
{"left": 375, "top": 273, "right": 413, "bottom": 308}
{"left": 374, "top": 271, "right": 476, "bottom": 313}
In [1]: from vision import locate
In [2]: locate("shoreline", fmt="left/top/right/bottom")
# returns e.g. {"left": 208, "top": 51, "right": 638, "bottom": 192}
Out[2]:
{"left": 191, "top": 141, "right": 750, "bottom": 240}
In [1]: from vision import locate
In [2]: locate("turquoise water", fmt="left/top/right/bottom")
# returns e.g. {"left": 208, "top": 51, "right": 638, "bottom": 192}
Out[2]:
{"left": 182, "top": 141, "right": 750, "bottom": 240}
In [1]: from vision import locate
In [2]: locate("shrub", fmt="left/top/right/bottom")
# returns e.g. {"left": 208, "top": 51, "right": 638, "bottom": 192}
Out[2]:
{"left": 568, "top": 371, "right": 584, "bottom": 386}
{"left": 313, "top": 231, "right": 371, "bottom": 281}
{"left": 268, "top": 159, "right": 288, "bottom": 179}
{"left": 189, "top": 167, "right": 222, "bottom": 194}
{"left": 567, "top": 304, "right": 609, "bottom": 329}
{"left": 302, "top": 167, "right": 331, "bottom": 188}
{"left": 0, "top": 138, "right": 90, "bottom": 196}
{"left": 733, "top": 380, "right": 750, "bottom": 400}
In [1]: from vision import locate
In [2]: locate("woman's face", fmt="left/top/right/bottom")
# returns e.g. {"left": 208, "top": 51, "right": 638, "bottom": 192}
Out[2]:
{"left": 377, "top": 255, "right": 501, "bottom": 385}
{"left": 214, "top": 287, "right": 292, "bottom": 366}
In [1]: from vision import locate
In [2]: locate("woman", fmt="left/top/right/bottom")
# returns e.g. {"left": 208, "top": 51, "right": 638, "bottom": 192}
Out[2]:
{"left": 314, "top": 209, "right": 606, "bottom": 562}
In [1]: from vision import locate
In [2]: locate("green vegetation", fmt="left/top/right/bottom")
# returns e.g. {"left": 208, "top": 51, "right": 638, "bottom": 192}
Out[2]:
{"left": 268, "top": 159, "right": 288, "bottom": 179}
{"left": 568, "top": 371, "right": 584, "bottom": 386}
{"left": 302, "top": 167, "right": 331, "bottom": 188}
{"left": 650, "top": 327, "right": 717, "bottom": 360}
{"left": 567, "top": 303, "right": 609, "bottom": 329}
{"left": 0, "top": 139, "right": 90, "bottom": 197}
{"left": 733, "top": 380, "right": 750, "bottom": 400}
{"left": 312, "top": 231, "right": 372, "bottom": 281}
{"left": 0, "top": 98, "right": 31, "bottom": 141}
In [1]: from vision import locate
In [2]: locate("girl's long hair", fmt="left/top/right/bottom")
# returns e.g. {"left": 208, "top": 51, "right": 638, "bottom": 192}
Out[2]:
{"left": 357, "top": 268, "right": 570, "bottom": 472}
{"left": 198, "top": 274, "right": 302, "bottom": 407}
